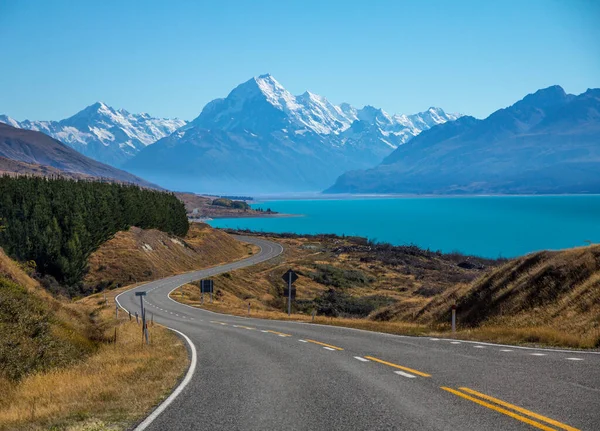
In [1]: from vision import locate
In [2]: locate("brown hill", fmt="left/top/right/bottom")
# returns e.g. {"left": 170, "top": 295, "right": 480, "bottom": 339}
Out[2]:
{"left": 408, "top": 244, "right": 600, "bottom": 346}
{"left": 84, "top": 223, "right": 252, "bottom": 292}
{"left": 0, "top": 122, "right": 156, "bottom": 187}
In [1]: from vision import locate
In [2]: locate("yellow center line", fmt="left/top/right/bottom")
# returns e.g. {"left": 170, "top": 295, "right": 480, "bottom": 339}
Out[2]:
{"left": 305, "top": 339, "right": 344, "bottom": 351}
{"left": 458, "top": 387, "right": 580, "bottom": 431}
{"left": 364, "top": 356, "right": 431, "bottom": 377}
{"left": 441, "top": 387, "right": 572, "bottom": 431}
{"left": 266, "top": 330, "right": 291, "bottom": 337}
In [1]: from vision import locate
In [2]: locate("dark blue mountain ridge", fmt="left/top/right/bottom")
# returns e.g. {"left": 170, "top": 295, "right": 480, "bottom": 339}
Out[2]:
{"left": 326, "top": 85, "right": 600, "bottom": 194}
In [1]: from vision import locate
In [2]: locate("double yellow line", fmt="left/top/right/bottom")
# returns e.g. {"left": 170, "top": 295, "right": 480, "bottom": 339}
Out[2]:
{"left": 441, "top": 387, "right": 579, "bottom": 431}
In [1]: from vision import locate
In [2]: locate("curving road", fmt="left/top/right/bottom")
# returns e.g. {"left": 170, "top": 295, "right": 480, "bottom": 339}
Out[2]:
{"left": 116, "top": 236, "right": 599, "bottom": 431}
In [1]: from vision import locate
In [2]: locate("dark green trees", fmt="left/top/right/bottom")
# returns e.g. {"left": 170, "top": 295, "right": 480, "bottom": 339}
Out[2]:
{"left": 0, "top": 176, "right": 188, "bottom": 290}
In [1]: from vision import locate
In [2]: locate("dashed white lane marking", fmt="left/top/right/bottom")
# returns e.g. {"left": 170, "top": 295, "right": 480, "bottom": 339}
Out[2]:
{"left": 530, "top": 353, "right": 546, "bottom": 356}
{"left": 429, "top": 338, "right": 440, "bottom": 341}
{"left": 354, "top": 356, "right": 369, "bottom": 362}
{"left": 232, "top": 325, "right": 240, "bottom": 328}
{"left": 450, "top": 341, "right": 461, "bottom": 344}
{"left": 323, "top": 347, "right": 336, "bottom": 351}
{"left": 500, "top": 349, "right": 513, "bottom": 352}
{"left": 566, "top": 357, "right": 583, "bottom": 361}
{"left": 298, "top": 339, "right": 308, "bottom": 343}
{"left": 474, "top": 345, "right": 485, "bottom": 348}
{"left": 261, "top": 330, "right": 269, "bottom": 333}
{"left": 394, "top": 370, "right": 416, "bottom": 378}
{"left": 278, "top": 334, "right": 287, "bottom": 337}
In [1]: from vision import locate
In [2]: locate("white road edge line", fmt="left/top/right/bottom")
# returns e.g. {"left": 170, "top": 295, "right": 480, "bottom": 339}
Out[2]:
{"left": 354, "top": 356, "right": 369, "bottom": 362}
{"left": 114, "top": 292, "right": 197, "bottom": 431}
{"left": 394, "top": 370, "right": 416, "bottom": 378}
{"left": 133, "top": 328, "right": 196, "bottom": 431}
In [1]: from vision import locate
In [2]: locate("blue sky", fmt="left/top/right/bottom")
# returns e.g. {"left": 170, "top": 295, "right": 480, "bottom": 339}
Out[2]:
{"left": 1, "top": 0, "right": 599, "bottom": 121}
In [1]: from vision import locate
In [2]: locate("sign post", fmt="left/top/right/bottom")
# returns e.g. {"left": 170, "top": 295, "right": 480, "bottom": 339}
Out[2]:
{"left": 136, "top": 292, "right": 148, "bottom": 344}
{"left": 282, "top": 269, "right": 298, "bottom": 316}
{"left": 451, "top": 304, "right": 457, "bottom": 333}
{"left": 201, "top": 280, "right": 214, "bottom": 304}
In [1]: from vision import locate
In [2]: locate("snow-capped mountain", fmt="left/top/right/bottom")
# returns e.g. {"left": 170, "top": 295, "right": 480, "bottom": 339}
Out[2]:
{"left": 125, "top": 74, "right": 461, "bottom": 193}
{"left": 0, "top": 103, "right": 187, "bottom": 166}
{"left": 192, "top": 74, "right": 459, "bottom": 144}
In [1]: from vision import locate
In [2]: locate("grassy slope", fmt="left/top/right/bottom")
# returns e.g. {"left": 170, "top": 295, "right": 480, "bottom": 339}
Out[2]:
{"left": 414, "top": 245, "right": 600, "bottom": 348}
{"left": 0, "top": 248, "right": 188, "bottom": 431}
{"left": 173, "top": 233, "right": 600, "bottom": 349}
{"left": 84, "top": 223, "right": 250, "bottom": 292}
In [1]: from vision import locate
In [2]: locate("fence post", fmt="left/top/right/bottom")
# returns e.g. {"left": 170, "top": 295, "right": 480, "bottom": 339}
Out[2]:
{"left": 135, "top": 312, "right": 139, "bottom": 324}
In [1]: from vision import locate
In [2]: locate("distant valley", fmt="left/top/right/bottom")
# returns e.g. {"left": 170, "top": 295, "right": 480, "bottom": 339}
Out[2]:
{"left": 3, "top": 80, "right": 598, "bottom": 196}
{"left": 124, "top": 74, "right": 460, "bottom": 193}
{"left": 1, "top": 75, "right": 460, "bottom": 194}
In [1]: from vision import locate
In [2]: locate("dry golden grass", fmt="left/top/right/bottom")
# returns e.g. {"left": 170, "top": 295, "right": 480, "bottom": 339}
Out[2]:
{"left": 0, "top": 289, "right": 188, "bottom": 431}
{"left": 0, "top": 249, "right": 189, "bottom": 431}
{"left": 84, "top": 223, "right": 251, "bottom": 292}
{"left": 172, "top": 236, "right": 600, "bottom": 349}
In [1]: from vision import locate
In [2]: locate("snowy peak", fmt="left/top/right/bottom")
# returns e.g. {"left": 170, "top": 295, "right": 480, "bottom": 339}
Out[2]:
{"left": 1, "top": 103, "right": 187, "bottom": 166}
{"left": 194, "top": 74, "right": 461, "bottom": 140}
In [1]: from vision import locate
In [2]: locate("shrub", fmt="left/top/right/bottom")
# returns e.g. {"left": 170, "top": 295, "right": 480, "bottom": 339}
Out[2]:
{"left": 309, "top": 264, "right": 373, "bottom": 289}
{"left": 314, "top": 289, "right": 395, "bottom": 318}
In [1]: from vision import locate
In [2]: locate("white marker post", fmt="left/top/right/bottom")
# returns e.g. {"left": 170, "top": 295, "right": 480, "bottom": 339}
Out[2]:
{"left": 451, "top": 304, "right": 457, "bottom": 333}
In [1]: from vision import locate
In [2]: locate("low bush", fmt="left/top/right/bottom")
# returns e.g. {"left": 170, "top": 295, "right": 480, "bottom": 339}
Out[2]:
{"left": 309, "top": 264, "right": 374, "bottom": 289}
{"left": 314, "top": 289, "right": 395, "bottom": 318}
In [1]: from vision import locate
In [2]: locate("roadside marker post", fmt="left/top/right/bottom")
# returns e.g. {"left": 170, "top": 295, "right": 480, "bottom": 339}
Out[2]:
{"left": 135, "top": 312, "right": 139, "bottom": 324}
{"left": 451, "top": 304, "right": 457, "bottom": 333}
{"left": 136, "top": 292, "right": 149, "bottom": 345}
{"left": 282, "top": 269, "right": 298, "bottom": 316}
{"left": 115, "top": 303, "right": 119, "bottom": 319}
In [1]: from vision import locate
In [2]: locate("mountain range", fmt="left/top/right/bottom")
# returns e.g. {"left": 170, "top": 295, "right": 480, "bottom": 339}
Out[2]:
{"left": 0, "top": 122, "right": 156, "bottom": 188}
{"left": 123, "top": 74, "right": 460, "bottom": 193}
{"left": 0, "top": 103, "right": 187, "bottom": 166}
{"left": 326, "top": 86, "right": 600, "bottom": 194}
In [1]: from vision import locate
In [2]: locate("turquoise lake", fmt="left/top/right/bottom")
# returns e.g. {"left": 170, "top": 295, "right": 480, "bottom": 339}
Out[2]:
{"left": 207, "top": 196, "right": 600, "bottom": 258}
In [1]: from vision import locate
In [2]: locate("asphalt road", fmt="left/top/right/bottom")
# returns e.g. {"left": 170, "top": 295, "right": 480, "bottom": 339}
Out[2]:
{"left": 116, "top": 236, "right": 600, "bottom": 431}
